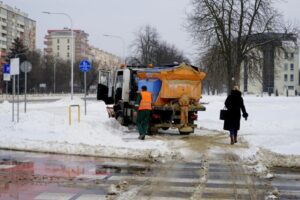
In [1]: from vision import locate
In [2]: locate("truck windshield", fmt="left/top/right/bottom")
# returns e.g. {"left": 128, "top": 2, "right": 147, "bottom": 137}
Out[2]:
{"left": 99, "top": 72, "right": 109, "bottom": 86}
{"left": 116, "top": 75, "right": 123, "bottom": 89}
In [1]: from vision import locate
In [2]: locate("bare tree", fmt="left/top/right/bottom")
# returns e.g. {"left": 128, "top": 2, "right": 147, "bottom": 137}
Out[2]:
{"left": 200, "top": 45, "right": 227, "bottom": 94}
{"left": 187, "top": 0, "right": 287, "bottom": 92}
{"left": 155, "top": 41, "right": 190, "bottom": 65}
{"left": 133, "top": 25, "right": 160, "bottom": 65}
{"left": 132, "top": 25, "right": 189, "bottom": 65}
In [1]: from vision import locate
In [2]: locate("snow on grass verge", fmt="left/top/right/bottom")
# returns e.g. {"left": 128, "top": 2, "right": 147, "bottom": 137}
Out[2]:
{"left": 198, "top": 94, "right": 300, "bottom": 168}
{"left": 0, "top": 97, "right": 180, "bottom": 162}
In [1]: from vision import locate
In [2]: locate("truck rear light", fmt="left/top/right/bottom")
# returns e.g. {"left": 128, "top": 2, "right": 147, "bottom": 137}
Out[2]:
{"left": 191, "top": 114, "right": 198, "bottom": 120}
{"left": 152, "top": 114, "right": 161, "bottom": 119}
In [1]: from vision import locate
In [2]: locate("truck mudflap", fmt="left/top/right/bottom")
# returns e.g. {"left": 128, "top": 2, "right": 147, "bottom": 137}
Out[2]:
{"left": 154, "top": 123, "right": 197, "bottom": 129}
{"left": 152, "top": 104, "right": 206, "bottom": 112}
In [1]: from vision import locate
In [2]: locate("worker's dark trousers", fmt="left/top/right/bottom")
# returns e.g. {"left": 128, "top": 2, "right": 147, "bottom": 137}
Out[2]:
{"left": 136, "top": 110, "right": 151, "bottom": 136}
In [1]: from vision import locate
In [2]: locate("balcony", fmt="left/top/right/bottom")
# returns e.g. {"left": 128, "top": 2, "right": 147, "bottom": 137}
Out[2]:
{"left": 0, "top": 28, "right": 7, "bottom": 34}
{"left": 0, "top": 51, "right": 6, "bottom": 57}
{"left": 0, "top": 43, "right": 7, "bottom": 49}
{"left": 44, "top": 40, "right": 52, "bottom": 45}
{"left": 44, "top": 48, "right": 53, "bottom": 53}
{"left": 17, "top": 20, "right": 25, "bottom": 26}
{"left": 17, "top": 27, "right": 24, "bottom": 32}
{"left": 44, "top": 35, "right": 51, "bottom": 39}
{"left": 0, "top": 14, "right": 6, "bottom": 19}
{"left": 0, "top": 36, "right": 6, "bottom": 42}
{"left": 0, "top": 21, "right": 7, "bottom": 26}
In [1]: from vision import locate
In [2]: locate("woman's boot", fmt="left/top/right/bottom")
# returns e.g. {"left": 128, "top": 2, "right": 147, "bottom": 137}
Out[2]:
{"left": 234, "top": 134, "right": 237, "bottom": 143}
{"left": 230, "top": 135, "right": 234, "bottom": 145}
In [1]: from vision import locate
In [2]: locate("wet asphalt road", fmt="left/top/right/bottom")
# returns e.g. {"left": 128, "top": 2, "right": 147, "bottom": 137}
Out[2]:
{"left": 1, "top": 146, "right": 300, "bottom": 200}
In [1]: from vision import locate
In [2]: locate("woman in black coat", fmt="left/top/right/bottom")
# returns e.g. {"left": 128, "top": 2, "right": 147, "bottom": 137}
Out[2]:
{"left": 224, "top": 86, "right": 248, "bottom": 144}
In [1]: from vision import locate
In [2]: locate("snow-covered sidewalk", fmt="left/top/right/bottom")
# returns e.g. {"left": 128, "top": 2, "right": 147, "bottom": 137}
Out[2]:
{"left": 198, "top": 94, "right": 300, "bottom": 167}
{"left": 1, "top": 94, "right": 300, "bottom": 166}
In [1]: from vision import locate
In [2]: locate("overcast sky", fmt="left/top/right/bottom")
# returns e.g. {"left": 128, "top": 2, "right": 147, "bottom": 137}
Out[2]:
{"left": 3, "top": 0, "right": 300, "bottom": 64}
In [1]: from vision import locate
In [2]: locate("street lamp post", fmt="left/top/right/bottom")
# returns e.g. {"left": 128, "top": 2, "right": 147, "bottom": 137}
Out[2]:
{"left": 42, "top": 11, "right": 74, "bottom": 99}
{"left": 53, "top": 56, "right": 56, "bottom": 94}
{"left": 103, "top": 34, "right": 126, "bottom": 64}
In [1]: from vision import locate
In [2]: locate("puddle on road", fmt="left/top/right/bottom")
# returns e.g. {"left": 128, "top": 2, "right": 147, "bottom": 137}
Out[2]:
{"left": 96, "top": 163, "right": 151, "bottom": 175}
{"left": 0, "top": 150, "right": 152, "bottom": 200}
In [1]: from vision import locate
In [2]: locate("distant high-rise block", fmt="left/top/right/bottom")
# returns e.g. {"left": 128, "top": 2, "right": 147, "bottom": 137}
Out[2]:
{"left": 0, "top": 2, "right": 36, "bottom": 93}
{"left": 44, "top": 29, "right": 89, "bottom": 61}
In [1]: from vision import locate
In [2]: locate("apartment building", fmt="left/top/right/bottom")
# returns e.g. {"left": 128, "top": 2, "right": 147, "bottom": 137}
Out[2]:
{"left": 240, "top": 33, "right": 299, "bottom": 96}
{"left": 0, "top": 2, "right": 36, "bottom": 93}
{"left": 89, "top": 46, "right": 121, "bottom": 70}
{"left": 44, "top": 28, "right": 89, "bottom": 61}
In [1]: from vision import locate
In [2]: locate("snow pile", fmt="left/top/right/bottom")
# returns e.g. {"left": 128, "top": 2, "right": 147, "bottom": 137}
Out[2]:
{"left": 0, "top": 97, "right": 178, "bottom": 161}
{"left": 198, "top": 95, "right": 300, "bottom": 167}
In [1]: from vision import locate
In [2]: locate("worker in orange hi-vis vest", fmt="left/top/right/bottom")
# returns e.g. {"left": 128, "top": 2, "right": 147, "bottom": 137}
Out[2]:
{"left": 134, "top": 86, "right": 152, "bottom": 140}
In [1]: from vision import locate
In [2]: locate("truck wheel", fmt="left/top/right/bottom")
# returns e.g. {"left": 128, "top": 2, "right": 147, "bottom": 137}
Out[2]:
{"left": 148, "top": 127, "right": 158, "bottom": 135}
{"left": 161, "top": 127, "right": 169, "bottom": 131}
{"left": 116, "top": 116, "right": 124, "bottom": 125}
{"left": 179, "top": 126, "right": 193, "bottom": 135}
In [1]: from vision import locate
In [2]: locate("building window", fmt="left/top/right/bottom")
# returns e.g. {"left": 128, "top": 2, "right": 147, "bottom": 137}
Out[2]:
{"left": 57, "top": 39, "right": 60, "bottom": 44}
{"left": 284, "top": 74, "right": 288, "bottom": 82}
{"left": 291, "top": 63, "right": 294, "bottom": 71}
{"left": 288, "top": 86, "right": 294, "bottom": 90}
{"left": 67, "top": 52, "right": 70, "bottom": 57}
{"left": 57, "top": 52, "right": 59, "bottom": 57}
{"left": 291, "top": 53, "right": 294, "bottom": 59}
{"left": 290, "top": 74, "right": 294, "bottom": 82}
{"left": 285, "top": 52, "right": 289, "bottom": 59}
{"left": 67, "top": 45, "right": 70, "bottom": 50}
{"left": 67, "top": 39, "right": 70, "bottom": 43}
{"left": 284, "top": 63, "right": 288, "bottom": 71}
{"left": 57, "top": 45, "right": 59, "bottom": 50}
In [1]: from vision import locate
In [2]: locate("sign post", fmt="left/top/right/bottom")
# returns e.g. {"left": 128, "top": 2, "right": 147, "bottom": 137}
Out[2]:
{"left": 20, "top": 61, "right": 32, "bottom": 113}
{"left": 10, "top": 58, "right": 20, "bottom": 122}
{"left": 79, "top": 60, "right": 92, "bottom": 115}
{"left": 3, "top": 64, "right": 10, "bottom": 99}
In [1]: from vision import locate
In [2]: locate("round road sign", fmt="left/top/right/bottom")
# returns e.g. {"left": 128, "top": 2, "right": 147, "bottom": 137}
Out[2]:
{"left": 20, "top": 61, "right": 32, "bottom": 73}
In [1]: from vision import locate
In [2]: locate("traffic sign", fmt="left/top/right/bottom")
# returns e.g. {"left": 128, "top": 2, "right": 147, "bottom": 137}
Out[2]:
{"left": 3, "top": 64, "right": 10, "bottom": 81}
{"left": 3, "top": 63, "right": 10, "bottom": 74}
{"left": 79, "top": 60, "right": 91, "bottom": 72}
{"left": 10, "top": 58, "right": 20, "bottom": 75}
{"left": 20, "top": 61, "right": 32, "bottom": 73}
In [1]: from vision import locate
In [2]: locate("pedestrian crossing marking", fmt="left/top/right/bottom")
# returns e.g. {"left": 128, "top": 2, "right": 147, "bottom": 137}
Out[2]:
{"left": 75, "top": 194, "right": 106, "bottom": 200}
{"left": 34, "top": 192, "right": 75, "bottom": 200}
{"left": 0, "top": 164, "right": 16, "bottom": 169}
{"left": 76, "top": 174, "right": 107, "bottom": 180}
{"left": 138, "top": 197, "right": 187, "bottom": 200}
{"left": 108, "top": 175, "right": 200, "bottom": 183}
{"left": 143, "top": 185, "right": 195, "bottom": 193}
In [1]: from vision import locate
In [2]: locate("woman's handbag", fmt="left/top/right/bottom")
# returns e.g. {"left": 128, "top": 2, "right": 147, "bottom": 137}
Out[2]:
{"left": 219, "top": 108, "right": 228, "bottom": 120}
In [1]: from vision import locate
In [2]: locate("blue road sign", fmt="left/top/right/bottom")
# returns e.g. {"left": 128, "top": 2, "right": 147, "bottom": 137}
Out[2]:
{"left": 3, "top": 64, "right": 10, "bottom": 74}
{"left": 79, "top": 60, "right": 91, "bottom": 72}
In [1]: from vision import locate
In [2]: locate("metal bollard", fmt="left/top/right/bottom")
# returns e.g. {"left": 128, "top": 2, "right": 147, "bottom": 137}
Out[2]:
{"left": 68, "top": 104, "right": 80, "bottom": 125}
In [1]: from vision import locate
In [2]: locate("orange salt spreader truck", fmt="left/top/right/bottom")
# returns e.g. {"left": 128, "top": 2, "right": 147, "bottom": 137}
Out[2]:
{"left": 97, "top": 63, "right": 206, "bottom": 135}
